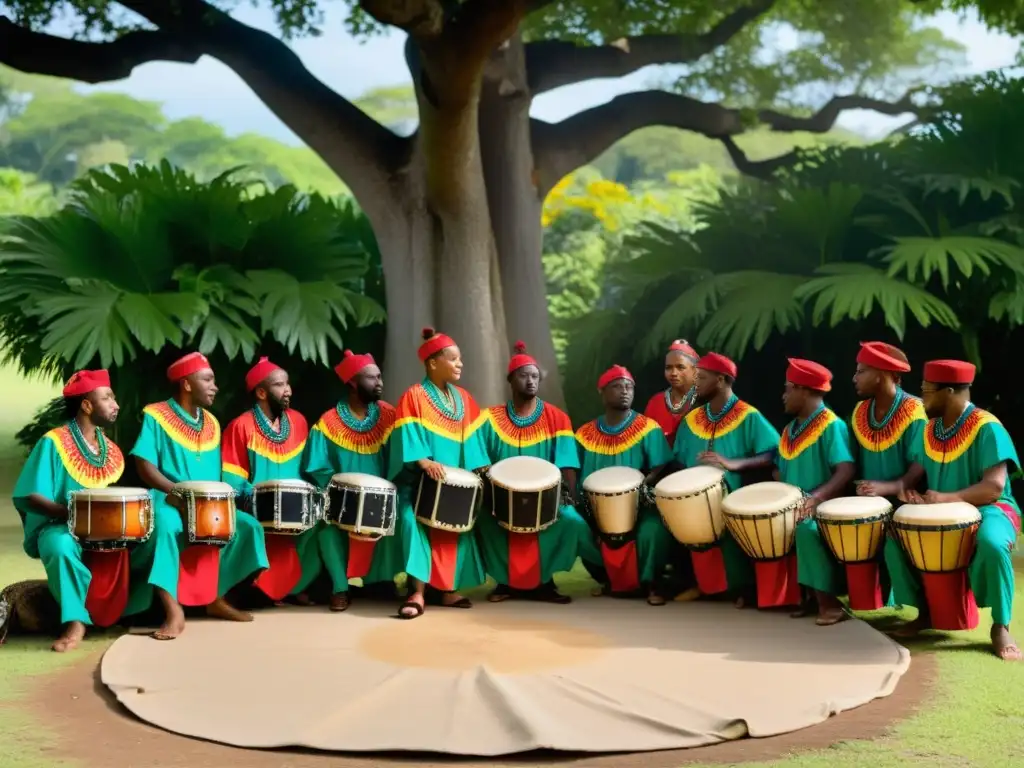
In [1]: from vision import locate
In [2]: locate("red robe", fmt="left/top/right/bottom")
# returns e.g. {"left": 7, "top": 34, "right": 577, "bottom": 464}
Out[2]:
{"left": 643, "top": 390, "right": 694, "bottom": 448}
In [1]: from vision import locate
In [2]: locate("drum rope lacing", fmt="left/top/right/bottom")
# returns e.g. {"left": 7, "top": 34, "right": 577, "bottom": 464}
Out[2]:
{"left": 252, "top": 405, "right": 291, "bottom": 444}
{"left": 336, "top": 401, "right": 380, "bottom": 432}
{"left": 67, "top": 419, "right": 108, "bottom": 469}
{"left": 422, "top": 378, "right": 464, "bottom": 421}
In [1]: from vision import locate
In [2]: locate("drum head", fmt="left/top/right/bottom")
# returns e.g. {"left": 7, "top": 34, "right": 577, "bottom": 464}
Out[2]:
{"left": 174, "top": 481, "right": 234, "bottom": 495}
{"left": 253, "top": 479, "right": 315, "bottom": 492}
{"left": 893, "top": 502, "right": 981, "bottom": 527}
{"left": 329, "top": 473, "right": 397, "bottom": 492}
{"left": 722, "top": 481, "right": 802, "bottom": 517}
{"left": 816, "top": 496, "right": 891, "bottom": 521}
{"left": 655, "top": 466, "right": 725, "bottom": 498}
{"left": 582, "top": 466, "right": 645, "bottom": 494}
{"left": 439, "top": 466, "right": 483, "bottom": 489}
{"left": 71, "top": 486, "right": 150, "bottom": 500}
{"left": 488, "top": 456, "right": 561, "bottom": 491}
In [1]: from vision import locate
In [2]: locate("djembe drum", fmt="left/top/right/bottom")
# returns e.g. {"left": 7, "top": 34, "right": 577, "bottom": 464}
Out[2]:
{"left": 722, "top": 481, "right": 803, "bottom": 608}
{"left": 654, "top": 466, "right": 729, "bottom": 594}
{"left": 252, "top": 479, "right": 318, "bottom": 534}
{"left": 891, "top": 502, "right": 981, "bottom": 630}
{"left": 582, "top": 466, "right": 645, "bottom": 593}
{"left": 815, "top": 496, "right": 891, "bottom": 611}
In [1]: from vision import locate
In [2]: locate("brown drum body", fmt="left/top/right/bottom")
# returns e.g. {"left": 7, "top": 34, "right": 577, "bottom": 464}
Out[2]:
{"left": 69, "top": 488, "right": 152, "bottom": 551}
{"left": 173, "top": 481, "right": 237, "bottom": 546}
{"left": 193, "top": 497, "right": 235, "bottom": 541}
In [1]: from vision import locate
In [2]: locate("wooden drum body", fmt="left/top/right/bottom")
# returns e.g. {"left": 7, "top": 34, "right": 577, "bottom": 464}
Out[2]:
{"left": 722, "top": 481, "right": 804, "bottom": 608}
{"left": 172, "top": 481, "right": 237, "bottom": 546}
{"left": 326, "top": 473, "right": 398, "bottom": 541}
{"left": 816, "top": 496, "right": 892, "bottom": 611}
{"left": 414, "top": 466, "right": 482, "bottom": 533}
{"left": 252, "top": 479, "right": 318, "bottom": 535}
{"left": 582, "top": 467, "right": 644, "bottom": 544}
{"left": 487, "top": 456, "right": 562, "bottom": 534}
{"left": 68, "top": 487, "right": 153, "bottom": 551}
{"left": 891, "top": 502, "right": 981, "bottom": 631}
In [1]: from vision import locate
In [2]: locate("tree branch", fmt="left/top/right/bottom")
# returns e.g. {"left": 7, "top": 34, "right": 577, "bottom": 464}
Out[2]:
{"left": 525, "top": 0, "right": 777, "bottom": 94}
{"left": 719, "top": 137, "right": 797, "bottom": 181}
{"left": 0, "top": 16, "right": 200, "bottom": 84}
{"left": 359, "top": 0, "right": 446, "bottom": 38}
{"left": 532, "top": 89, "right": 917, "bottom": 190}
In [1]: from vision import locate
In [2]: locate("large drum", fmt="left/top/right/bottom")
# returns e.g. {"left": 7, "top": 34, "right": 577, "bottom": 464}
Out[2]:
{"left": 582, "top": 466, "right": 645, "bottom": 541}
{"left": 487, "top": 456, "right": 562, "bottom": 533}
{"left": 68, "top": 487, "right": 153, "bottom": 551}
{"left": 326, "top": 473, "right": 398, "bottom": 541}
{"left": 722, "top": 481, "right": 803, "bottom": 560}
{"left": 172, "top": 481, "right": 237, "bottom": 546}
{"left": 252, "top": 479, "right": 319, "bottom": 534}
{"left": 414, "top": 466, "right": 482, "bottom": 533}
{"left": 654, "top": 466, "right": 728, "bottom": 547}
{"left": 816, "top": 496, "right": 891, "bottom": 564}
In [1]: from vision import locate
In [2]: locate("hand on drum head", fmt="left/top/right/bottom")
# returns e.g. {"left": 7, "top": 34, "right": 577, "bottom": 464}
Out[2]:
{"left": 796, "top": 495, "right": 819, "bottom": 521}
{"left": 417, "top": 459, "right": 446, "bottom": 482}
{"left": 165, "top": 493, "right": 184, "bottom": 512}
{"left": 698, "top": 451, "right": 735, "bottom": 472}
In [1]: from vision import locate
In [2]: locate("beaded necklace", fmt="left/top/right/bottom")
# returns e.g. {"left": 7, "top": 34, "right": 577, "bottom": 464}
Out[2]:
{"left": 933, "top": 402, "right": 974, "bottom": 442}
{"left": 253, "top": 405, "right": 290, "bottom": 444}
{"left": 704, "top": 394, "right": 737, "bottom": 422}
{"left": 868, "top": 388, "right": 905, "bottom": 431}
{"left": 422, "top": 378, "right": 464, "bottom": 421}
{"left": 68, "top": 419, "right": 108, "bottom": 469}
{"left": 665, "top": 386, "right": 695, "bottom": 415}
{"left": 507, "top": 399, "right": 543, "bottom": 428}
{"left": 789, "top": 403, "right": 825, "bottom": 439}
{"left": 337, "top": 401, "right": 380, "bottom": 433}
{"left": 598, "top": 409, "right": 636, "bottom": 436}
{"left": 168, "top": 398, "right": 203, "bottom": 431}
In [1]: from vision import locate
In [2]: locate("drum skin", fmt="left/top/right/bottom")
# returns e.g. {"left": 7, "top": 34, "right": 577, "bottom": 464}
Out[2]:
{"left": 654, "top": 466, "right": 727, "bottom": 547}
{"left": 815, "top": 496, "right": 891, "bottom": 564}
{"left": 722, "top": 481, "right": 803, "bottom": 560}
{"left": 70, "top": 488, "right": 152, "bottom": 548}
{"left": 892, "top": 502, "right": 981, "bottom": 572}
{"left": 583, "top": 467, "right": 644, "bottom": 536}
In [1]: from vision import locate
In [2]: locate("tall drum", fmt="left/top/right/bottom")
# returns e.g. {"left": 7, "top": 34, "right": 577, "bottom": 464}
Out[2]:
{"left": 815, "top": 496, "right": 891, "bottom": 611}
{"left": 252, "top": 479, "right": 318, "bottom": 534}
{"left": 654, "top": 466, "right": 729, "bottom": 594}
{"left": 487, "top": 456, "right": 562, "bottom": 533}
{"left": 582, "top": 466, "right": 644, "bottom": 542}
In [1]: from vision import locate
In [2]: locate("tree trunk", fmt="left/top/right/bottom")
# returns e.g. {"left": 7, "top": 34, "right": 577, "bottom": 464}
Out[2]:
{"left": 479, "top": 35, "right": 566, "bottom": 409}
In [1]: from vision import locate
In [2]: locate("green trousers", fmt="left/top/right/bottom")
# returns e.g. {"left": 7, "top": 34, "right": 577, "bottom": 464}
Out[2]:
{"left": 315, "top": 522, "right": 402, "bottom": 593}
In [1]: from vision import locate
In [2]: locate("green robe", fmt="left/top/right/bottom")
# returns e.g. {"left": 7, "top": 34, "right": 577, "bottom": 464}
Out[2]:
{"left": 301, "top": 401, "right": 402, "bottom": 593}
{"left": 884, "top": 405, "right": 1020, "bottom": 625}
{"left": 576, "top": 410, "right": 675, "bottom": 593}
{"left": 475, "top": 400, "right": 599, "bottom": 588}
{"left": 12, "top": 425, "right": 152, "bottom": 626}
{"left": 673, "top": 396, "right": 781, "bottom": 592}
{"left": 387, "top": 380, "right": 489, "bottom": 592}
{"left": 128, "top": 400, "right": 268, "bottom": 609}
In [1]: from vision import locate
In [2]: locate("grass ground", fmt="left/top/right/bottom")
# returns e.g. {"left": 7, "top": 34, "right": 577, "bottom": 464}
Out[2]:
{"left": 1, "top": 363, "right": 1023, "bottom": 767}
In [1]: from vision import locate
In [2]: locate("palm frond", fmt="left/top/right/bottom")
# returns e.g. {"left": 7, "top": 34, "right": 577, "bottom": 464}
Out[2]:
{"left": 879, "top": 236, "right": 1024, "bottom": 289}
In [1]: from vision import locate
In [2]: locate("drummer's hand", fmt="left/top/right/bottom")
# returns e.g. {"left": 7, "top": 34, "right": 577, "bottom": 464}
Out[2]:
{"left": 855, "top": 480, "right": 892, "bottom": 498}
{"left": 418, "top": 459, "right": 446, "bottom": 482}
{"left": 165, "top": 493, "right": 183, "bottom": 512}
{"left": 475, "top": 466, "right": 491, "bottom": 477}
{"left": 698, "top": 452, "right": 735, "bottom": 472}
{"left": 898, "top": 488, "right": 924, "bottom": 504}
{"left": 796, "top": 495, "right": 819, "bottom": 521}
{"left": 922, "top": 490, "right": 954, "bottom": 504}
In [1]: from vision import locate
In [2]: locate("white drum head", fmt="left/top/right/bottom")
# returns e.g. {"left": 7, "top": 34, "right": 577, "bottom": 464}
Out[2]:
{"left": 816, "top": 496, "right": 891, "bottom": 521}
{"left": 329, "top": 473, "right": 397, "bottom": 492}
{"left": 72, "top": 486, "right": 150, "bottom": 500}
{"left": 655, "top": 466, "right": 725, "bottom": 498}
{"left": 893, "top": 502, "right": 981, "bottom": 527}
{"left": 440, "top": 466, "right": 483, "bottom": 489}
{"left": 253, "top": 479, "right": 315, "bottom": 492}
{"left": 583, "top": 466, "right": 645, "bottom": 495}
{"left": 722, "top": 482, "right": 802, "bottom": 517}
{"left": 489, "top": 456, "right": 561, "bottom": 492}
{"left": 174, "top": 481, "right": 234, "bottom": 495}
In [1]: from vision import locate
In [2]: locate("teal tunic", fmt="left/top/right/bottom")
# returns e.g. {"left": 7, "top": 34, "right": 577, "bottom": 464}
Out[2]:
{"left": 387, "top": 380, "right": 489, "bottom": 592}
{"left": 884, "top": 405, "right": 1021, "bottom": 625}
{"left": 128, "top": 400, "right": 268, "bottom": 609}
{"left": 300, "top": 401, "right": 402, "bottom": 592}
{"left": 576, "top": 411, "right": 675, "bottom": 591}
{"left": 222, "top": 408, "right": 321, "bottom": 596}
{"left": 851, "top": 391, "right": 927, "bottom": 483}
{"left": 673, "top": 396, "right": 781, "bottom": 592}
{"left": 475, "top": 400, "right": 599, "bottom": 588}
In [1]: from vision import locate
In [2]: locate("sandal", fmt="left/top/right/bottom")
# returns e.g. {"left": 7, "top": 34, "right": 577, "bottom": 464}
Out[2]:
{"left": 398, "top": 599, "right": 424, "bottom": 620}
{"left": 646, "top": 593, "right": 667, "bottom": 606}
{"left": 815, "top": 610, "right": 849, "bottom": 627}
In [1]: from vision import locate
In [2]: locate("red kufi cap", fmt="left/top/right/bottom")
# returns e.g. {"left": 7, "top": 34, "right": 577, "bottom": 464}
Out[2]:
{"left": 166, "top": 352, "right": 211, "bottom": 382}
{"left": 418, "top": 327, "right": 456, "bottom": 362}
{"left": 697, "top": 352, "right": 737, "bottom": 379}
{"left": 62, "top": 369, "right": 110, "bottom": 398}
{"left": 923, "top": 359, "right": 975, "bottom": 385}
{"left": 669, "top": 339, "right": 697, "bottom": 358}
{"left": 856, "top": 341, "right": 910, "bottom": 373}
{"left": 597, "top": 364, "right": 633, "bottom": 391}
{"left": 335, "top": 349, "right": 376, "bottom": 384}
{"left": 507, "top": 341, "right": 538, "bottom": 374}
{"left": 245, "top": 357, "right": 282, "bottom": 392}
{"left": 786, "top": 358, "right": 833, "bottom": 392}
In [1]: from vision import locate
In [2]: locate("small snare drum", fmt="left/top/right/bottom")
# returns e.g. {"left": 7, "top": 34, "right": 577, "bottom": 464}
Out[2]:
{"left": 326, "top": 472, "right": 398, "bottom": 541}
{"left": 414, "top": 466, "right": 483, "bottom": 533}
{"left": 172, "top": 481, "right": 237, "bottom": 546}
{"left": 252, "top": 479, "right": 318, "bottom": 534}
{"left": 68, "top": 487, "right": 153, "bottom": 551}
{"left": 487, "top": 456, "right": 562, "bottom": 533}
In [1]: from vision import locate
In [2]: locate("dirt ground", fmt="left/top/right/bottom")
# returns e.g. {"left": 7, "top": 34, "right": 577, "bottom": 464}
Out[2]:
{"left": 25, "top": 648, "right": 936, "bottom": 768}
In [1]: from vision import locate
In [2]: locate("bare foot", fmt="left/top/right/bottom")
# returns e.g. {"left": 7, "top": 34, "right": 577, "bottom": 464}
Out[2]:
{"left": 206, "top": 597, "right": 253, "bottom": 622}
{"left": 399, "top": 591, "right": 425, "bottom": 619}
{"left": 993, "top": 625, "right": 1021, "bottom": 661}
{"left": 329, "top": 592, "right": 350, "bottom": 612}
{"left": 888, "top": 614, "right": 930, "bottom": 639}
{"left": 152, "top": 601, "right": 186, "bottom": 641}
{"left": 52, "top": 621, "right": 86, "bottom": 652}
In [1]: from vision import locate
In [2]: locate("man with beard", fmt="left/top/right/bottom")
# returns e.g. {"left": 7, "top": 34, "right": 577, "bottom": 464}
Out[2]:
{"left": 221, "top": 358, "right": 314, "bottom": 605}
{"left": 131, "top": 352, "right": 268, "bottom": 640}
{"left": 673, "top": 353, "right": 780, "bottom": 603}
{"left": 644, "top": 340, "right": 700, "bottom": 447}
{"left": 476, "top": 342, "right": 601, "bottom": 604}
{"left": 12, "top": 370, "right": 154, "bottom": 651}
{"left": 302, "top": 350, "right": 400, "bottom": 612}
{"left": 885, "top": 360, "right": 1021, "bottom": 661}
{"left": 575, "top": 365, "right": 676, "bottom": 605}
{"left": 389, "top": 328, "right": 490, "bottom": 619}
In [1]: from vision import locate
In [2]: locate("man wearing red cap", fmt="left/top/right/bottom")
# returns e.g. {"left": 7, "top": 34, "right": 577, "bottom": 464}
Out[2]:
{"left": 302, "top": 350, "right": 400, "bottom": 612}
{"left": 11, "top": 370, "right": 153, "bottom": 651}
{"left": 388, "top": 328, "right": 490, "bottom": 619}
{"left": 884, "top": 359, "right": 1021, "bottom": 660}
{"left": 222, "top": 358, "right": 314, "bottom": 606}
{"left": 644, "top": 339, "right": 699, "bottom": 447}
{"left": 476, "top": 342, "right": 600, "bottom": 604}
{"left": 575, "top": 364, "right": 676, "bottom": 604}
{"left": 130, "top": 352, "right": 268, "bottom": 640}
{"left": 673, "top": 352, "right": 780, "bottom": 602}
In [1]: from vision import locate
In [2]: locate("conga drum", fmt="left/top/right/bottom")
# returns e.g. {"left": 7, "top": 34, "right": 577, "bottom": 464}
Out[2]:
{"left": 582, "top": 467, "right": 645, "bottom": 593}
{"left": 654, "top": 466, "right": 729, "bottom": 595}
{"left": 414, "top": 466, "right": 483, "bottom": 533}
{"left": 815, "top": 496, "right": 891, "bottom": 611}
{"left": 171, "top": 481, "right": 237, "bottom": 545}
{"left": 723, "top": 481, "right": 804, "bottom": 608}
{"left": 487, "top": 456, "right": 562, "bottom": 533}
{"left": 891, "top": 502, "right": 981, "bottom": 630}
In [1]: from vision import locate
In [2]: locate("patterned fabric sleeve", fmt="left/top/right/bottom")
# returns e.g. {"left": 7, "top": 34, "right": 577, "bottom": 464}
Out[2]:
{"left": 460, "top": 392, "right": 490, "bottom": 472}
{"left": 300, "top": 422, "right": 336, "bottom": 489}
{"left": 387, "top": 388, "right": 431, "bottom": 480}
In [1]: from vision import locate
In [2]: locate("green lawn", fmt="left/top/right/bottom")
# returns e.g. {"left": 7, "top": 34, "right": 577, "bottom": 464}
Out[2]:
{"left": 1, "top": 364, "right": 1022, "bottom": 767}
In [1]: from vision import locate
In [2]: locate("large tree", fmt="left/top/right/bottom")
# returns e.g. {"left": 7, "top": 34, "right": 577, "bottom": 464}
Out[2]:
{"left": 0, "top": 0, "right": 965, "bottom": 404}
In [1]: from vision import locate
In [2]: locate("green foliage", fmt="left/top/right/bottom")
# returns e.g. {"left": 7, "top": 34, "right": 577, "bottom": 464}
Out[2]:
{"left": 0, "top": 168, "right": 56, "bottom": 216}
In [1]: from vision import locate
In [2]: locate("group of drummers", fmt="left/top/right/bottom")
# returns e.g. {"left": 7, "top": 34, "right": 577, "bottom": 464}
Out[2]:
{"left": 8, "top": 329, "right": 1021, "bottom": 661}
